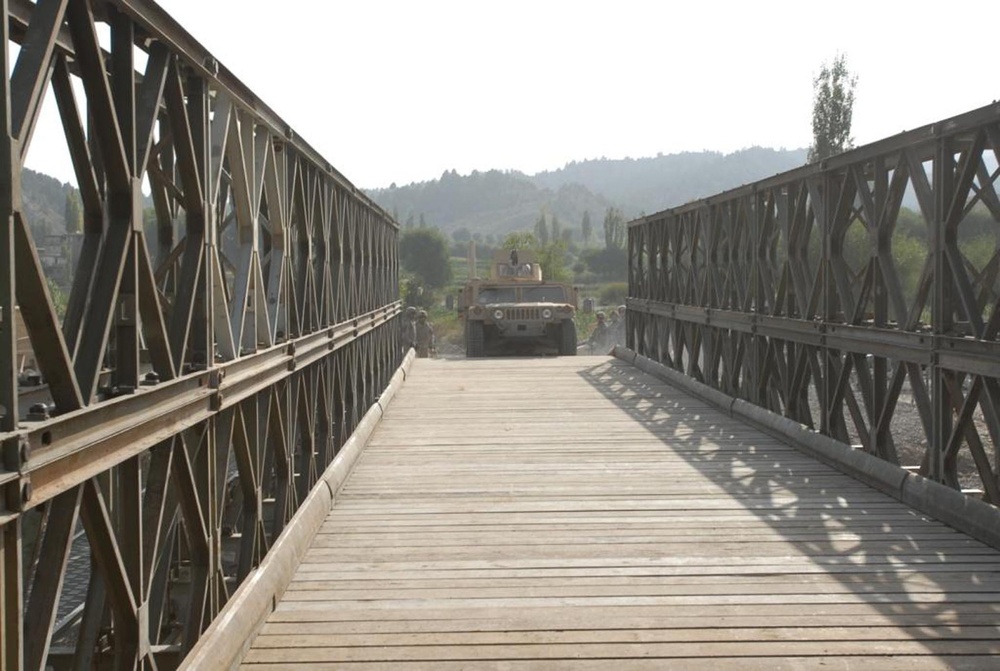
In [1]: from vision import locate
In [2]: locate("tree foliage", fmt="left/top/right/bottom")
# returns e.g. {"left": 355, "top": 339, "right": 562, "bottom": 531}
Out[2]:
{"left": 603, "top": 206, "right": 626, "bottom": 250}
{"left": 534, "top": 212, "right": 549, "bottom": 245}
{"left": 809, "top": 54, "right": 857, "bottom": 163}
{"left": 63, "top": 192, "right": 81, "bottom": 234}
{"left": 399, "top": 228, "right": 453, "bottom": 288}
{"left": 499, "top": 231, "right": 571, "bottom": 282}
{"left": 581, "top": 210, "right": 593, "bottom": 247}
{"left": 502, "top": 231, "right": 537, "bottom": 250}
{"left": 581, "top": 245, "right": 627, "bottom": 281}
{"left": 537, "top": 241, "right": 571, "bottom": 283}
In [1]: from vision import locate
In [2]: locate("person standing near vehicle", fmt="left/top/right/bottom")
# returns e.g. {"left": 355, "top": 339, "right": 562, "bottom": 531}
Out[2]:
{"left": 613, "top": 305, "right": 626, "bottom": 347}
{"left": 608, "top": 311, "right": 621, "bottom": 346}
{"left": 415, "top": 310, "right": 435, "bottom": 358}
{"left": 588, "top": 311, "right": 610, "bottom": 353}
{"left": 400, "top": 306, "right": 417, "bottom": 355}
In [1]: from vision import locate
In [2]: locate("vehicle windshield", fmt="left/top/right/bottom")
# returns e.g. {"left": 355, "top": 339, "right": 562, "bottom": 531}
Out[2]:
{"left": 521, "top": 286, "right": 567, "bottom": 302}
{"left": 477, "top": 288, "right": 517, "bottom": 304}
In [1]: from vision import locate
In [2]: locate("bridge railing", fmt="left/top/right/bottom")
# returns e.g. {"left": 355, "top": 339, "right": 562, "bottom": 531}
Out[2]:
{"left": 628, "top": 102, "right": 1000, "bottom": 508}
{"left": 1, "top": 1, "right": 401, "bottom": 668}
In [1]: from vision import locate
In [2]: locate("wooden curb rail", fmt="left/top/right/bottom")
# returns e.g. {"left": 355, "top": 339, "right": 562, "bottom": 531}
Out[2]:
{"left": 177, "top": 351, "right": 416, "bottom": 670}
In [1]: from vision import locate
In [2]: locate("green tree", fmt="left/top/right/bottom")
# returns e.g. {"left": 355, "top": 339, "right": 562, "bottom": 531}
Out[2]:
{"left": 534, "top": 212, "right": 549, "bottom": 245}
{"left": 63, "top": 192, "right": 81, "bottom": 234}
{"left": 551, "top": 215, "right": 561, "bottom": 241}
{"left": 502, "top": 231, "right": 537, "bottom": 250}
{"left": 583, "top": 246, "right": 628, "bottom": 281}
{"left": 599, "top": 282, "right": 628, "bottom": 306}
{"left": 537, "top": 240, "right": 571, "bottom": 283}
{"left": 809, "top": 54, "right": 857, "bottom": 163}
{"left": 499, "top": 231, "right": 570, "bottom": 282}
{"left": 603, "top": 206, "right": 626, "bottom": 250}
{"left": 581, "top": 210, "right": 593, "bottom": 247}
{"left": 399, "top": 228, "right": 453, "bottom": 288}
{"left": 893, "top": 233, "right": 928, "bottom": 310}
{"left": 47, "top": 276, "right": 68, "bottom": 318}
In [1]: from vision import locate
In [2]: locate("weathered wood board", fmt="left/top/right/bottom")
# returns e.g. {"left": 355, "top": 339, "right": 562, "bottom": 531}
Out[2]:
{"left": 241, "top": 357, "right": 1000, "bottom": 669}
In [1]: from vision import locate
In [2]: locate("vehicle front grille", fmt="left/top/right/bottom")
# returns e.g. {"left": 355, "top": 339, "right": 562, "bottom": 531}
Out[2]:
{"left": 506, "top": 307, "right": 542, "bottom": 320}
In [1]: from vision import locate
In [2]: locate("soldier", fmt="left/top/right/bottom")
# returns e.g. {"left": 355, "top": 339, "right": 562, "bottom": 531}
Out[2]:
{"left": 400, "top": 306, "right": 417, "bottom": 355}
{"left": 614, "top": 305, "right": 626, "bottom": 346}
{"left": 415, "top": 310, "right": 435, "bottom": 358}
{"left": 588, "top": 311, "right": 610, "bottom": 353}
{"left": 608, "top": 311, "right": 621, "bottom": 346}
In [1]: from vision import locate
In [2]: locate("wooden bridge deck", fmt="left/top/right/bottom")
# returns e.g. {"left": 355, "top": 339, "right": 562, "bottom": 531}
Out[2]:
{"left": 241, "top": 357, "right": 1000, "bottom": 670}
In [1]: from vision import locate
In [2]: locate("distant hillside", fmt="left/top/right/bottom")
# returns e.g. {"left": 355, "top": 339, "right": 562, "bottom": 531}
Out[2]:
{"left": 367, "top": 148, "right": 808, "bottom": 239}
{"left": 21, "top": 167, "right": 76, "bottom": 237}
{"left": 368, "top": 169, "right": 612, "bottom": 239}
{"left": 530, "top": 147, "right": 809, "bottom": 216}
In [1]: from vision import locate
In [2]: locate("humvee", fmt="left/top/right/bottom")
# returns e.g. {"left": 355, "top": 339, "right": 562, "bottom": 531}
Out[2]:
{"left": 458, "top": 249, "right": 578, "bottom": 357}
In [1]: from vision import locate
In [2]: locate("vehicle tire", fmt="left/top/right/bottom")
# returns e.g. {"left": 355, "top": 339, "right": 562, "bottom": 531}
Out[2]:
{"left": 559, "top": 319, "right": 577, "bottom": 356}
{"left": 466, "top": 321, "right": 485, "bottom": 357}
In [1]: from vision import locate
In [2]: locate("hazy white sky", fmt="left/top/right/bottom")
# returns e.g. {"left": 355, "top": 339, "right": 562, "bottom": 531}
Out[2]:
{"left": 21, "top": 0, "right": 1000, "bottom": 189}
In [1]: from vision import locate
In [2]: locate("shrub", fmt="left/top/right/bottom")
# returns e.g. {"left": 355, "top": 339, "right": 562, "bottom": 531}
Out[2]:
{"left": 599, "top": 282, "right": 628, "bottom": 306}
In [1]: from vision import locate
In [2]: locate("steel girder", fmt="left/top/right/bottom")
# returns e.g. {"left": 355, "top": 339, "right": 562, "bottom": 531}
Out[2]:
{"left": 629, "top": 102, "right": 1000, "bottom": 507}
{"left": 0, "top": 1, "right": 401, "bottom": 668}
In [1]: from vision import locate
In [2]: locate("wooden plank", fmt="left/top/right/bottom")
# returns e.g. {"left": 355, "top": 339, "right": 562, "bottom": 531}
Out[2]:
{"left": 259, "top": 612, "right": 1000, "bottom": 635}
{"left": 252, "top": 625, "right": 1000, "bottom": 647}
{"left": 243, "top": 639, "right": 1000, "bottom": 663}
{"left": 264, "top": 602, "right": 1000, "bottom": 624}
{"left": 283, "top": 573, "right": 1000, "bottom": 594}
{"left": 239, "top": 658, "right": 1000, "bottom": 671}
{"left": 289, "top": 563, "right": 1000, "bottom": 581}
{"left": 241, "top": 357, "right": 1000, "bottom": 668}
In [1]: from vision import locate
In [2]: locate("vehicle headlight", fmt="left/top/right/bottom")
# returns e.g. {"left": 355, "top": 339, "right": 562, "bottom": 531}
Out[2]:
{"left": 541, "top": 308, "right": 552, "bottom": 319}
{"left": 493, "top": 309, "right": 504, "bottom": 320}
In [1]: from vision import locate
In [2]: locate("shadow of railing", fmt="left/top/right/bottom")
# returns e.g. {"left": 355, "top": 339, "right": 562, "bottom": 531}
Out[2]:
{"left": 578, "top": 357, "right": 1000, "bottom": 650}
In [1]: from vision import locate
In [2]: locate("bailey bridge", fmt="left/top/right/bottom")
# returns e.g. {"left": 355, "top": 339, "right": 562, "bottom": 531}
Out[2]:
{"left": 2, "top": 1, "right": 1000, "bottom": 669}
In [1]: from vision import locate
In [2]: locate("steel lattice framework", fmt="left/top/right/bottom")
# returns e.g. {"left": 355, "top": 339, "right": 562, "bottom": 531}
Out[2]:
{"left": 628, "top": 103, "right": 1000, "bottom": 507}
{"left": 0, "top": 0, "right": 401, "bottom": 668}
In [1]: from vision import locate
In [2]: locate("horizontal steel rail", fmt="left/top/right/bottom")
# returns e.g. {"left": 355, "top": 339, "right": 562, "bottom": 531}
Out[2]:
{"left": 628, "top": 102, "right": 1000, "bottom": 512}
{"left": 1, "top": 1, "right": 402, "bottom": 668}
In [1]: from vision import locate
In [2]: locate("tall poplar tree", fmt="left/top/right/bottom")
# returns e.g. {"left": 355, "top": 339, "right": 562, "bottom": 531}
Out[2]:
{"left": 809, "top": 54, "right": 857, "bottom": 163}
{"left": 534, "top": 212, "right": 549, "bottom": 245}
{"left": 64, "top": 192, "right": 81, "bottom": 234}
{"left": 603, "top": 207, "right": 625, "bottom": 250}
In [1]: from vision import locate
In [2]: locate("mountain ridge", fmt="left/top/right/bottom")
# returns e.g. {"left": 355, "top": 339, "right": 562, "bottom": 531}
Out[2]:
{"left": 367, "top": 147, "right": 808, "bottom": 239}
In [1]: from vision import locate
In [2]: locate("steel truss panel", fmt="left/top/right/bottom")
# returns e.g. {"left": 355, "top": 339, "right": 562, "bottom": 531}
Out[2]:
{"left": 0, "top": 1, "right": 403, "bottom": 668}
{"left": 629, "top": 102, "right": 1000, "bottom": 508}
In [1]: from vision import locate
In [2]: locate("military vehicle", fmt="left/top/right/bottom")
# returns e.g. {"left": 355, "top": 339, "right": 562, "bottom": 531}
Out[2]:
{"left": 458, "top": 249, "right": 578, "bottom": 357}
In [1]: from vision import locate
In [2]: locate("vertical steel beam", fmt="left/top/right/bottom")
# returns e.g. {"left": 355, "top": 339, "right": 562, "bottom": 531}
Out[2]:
{"left": 1, "top": 0, "right": 16, "bottom": 431}
{"left": 1, "top": 4, "right": 22, "bottom": 664}
{"left": 110, "top": 7, "right": 139, "bottom": 391}
{"left": 188, "top": 72, "right": 212, "bottom": 367}
{"left": 1, "top": 519, "right": 22, "bottom": 671}
{"left": 930, "top": 136, "right": 955, "bottom": 484}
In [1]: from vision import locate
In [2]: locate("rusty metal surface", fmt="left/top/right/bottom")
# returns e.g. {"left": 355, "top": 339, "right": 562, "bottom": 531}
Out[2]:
{"left": 628, "top": 102, "right": 1000, "bottom": 509}
{"left": 1, "top": 1, "right": 402, "bottom": 668}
